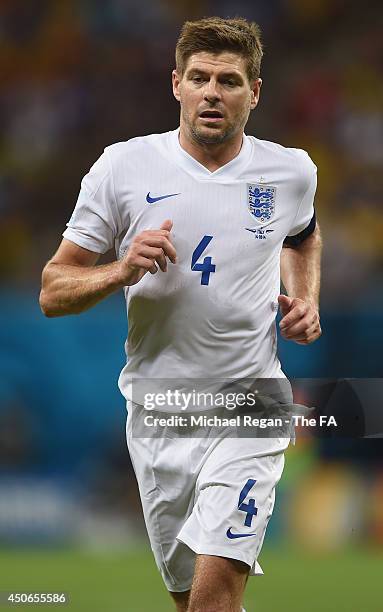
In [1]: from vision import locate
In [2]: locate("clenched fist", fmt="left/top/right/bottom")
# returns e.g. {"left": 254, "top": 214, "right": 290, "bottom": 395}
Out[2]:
{"left": 118, "top": 219, "right": 177, "bottom": 286}
{"left": 278, "top": 294, "right": 321, "bottom": 345}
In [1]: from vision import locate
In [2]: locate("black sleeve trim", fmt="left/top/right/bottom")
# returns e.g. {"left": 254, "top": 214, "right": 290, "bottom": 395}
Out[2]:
{"left": 283, "top": 210, "right": 316, "bottom": 247}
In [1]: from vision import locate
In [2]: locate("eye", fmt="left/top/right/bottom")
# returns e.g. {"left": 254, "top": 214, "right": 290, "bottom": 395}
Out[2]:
{"left": 223, "top": 79, "right": 237, "bottom": 87}
{"left": 192, "top": 75, "right": 204, "bottom": 84}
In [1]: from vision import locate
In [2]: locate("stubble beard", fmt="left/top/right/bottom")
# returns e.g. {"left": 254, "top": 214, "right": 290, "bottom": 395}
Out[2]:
{"left": 189, "top": 122, "right": 237, "bottom": 146}
{"left": 183, "top": 108, "right": 249, "bottom": 147}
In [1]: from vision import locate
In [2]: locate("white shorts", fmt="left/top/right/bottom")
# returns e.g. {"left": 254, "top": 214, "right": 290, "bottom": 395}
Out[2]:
{"left": 126, "top": 404, "right": 288, "bottom": 592}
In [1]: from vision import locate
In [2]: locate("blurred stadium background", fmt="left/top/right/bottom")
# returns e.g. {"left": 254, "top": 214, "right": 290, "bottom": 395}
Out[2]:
{"left": 0, "top": 1, "right": 382, "bottom": 610}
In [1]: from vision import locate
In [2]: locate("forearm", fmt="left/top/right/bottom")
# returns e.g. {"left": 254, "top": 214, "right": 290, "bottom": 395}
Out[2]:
{"left": 39, "top": 260, "right": 124, "bottom": 317}
{"left": 280, "top": 226, "right": 322, "bottom": 307}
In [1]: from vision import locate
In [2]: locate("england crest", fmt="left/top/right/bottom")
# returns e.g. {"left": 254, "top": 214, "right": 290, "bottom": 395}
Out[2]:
{"left": 247, "top": 183, "right": 276, "bottom": 223}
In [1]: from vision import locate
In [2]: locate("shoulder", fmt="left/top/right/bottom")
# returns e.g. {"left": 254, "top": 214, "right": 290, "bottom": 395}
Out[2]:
{"left": 248, "top": 136, "right": 317, "bottom": 188}
{"left": 103, "top": 131, "right": 173, "bottom": 167}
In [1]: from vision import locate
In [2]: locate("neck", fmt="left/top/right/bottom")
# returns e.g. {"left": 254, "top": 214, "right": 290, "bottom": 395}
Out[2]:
{"left": 178, "top": 124, "right": 244, "bottom": 172}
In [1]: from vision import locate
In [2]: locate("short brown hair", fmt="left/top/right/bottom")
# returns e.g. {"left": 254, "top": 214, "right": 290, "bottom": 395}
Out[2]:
{"left": 175, "top": 17, "right": 263, "bottom": 82}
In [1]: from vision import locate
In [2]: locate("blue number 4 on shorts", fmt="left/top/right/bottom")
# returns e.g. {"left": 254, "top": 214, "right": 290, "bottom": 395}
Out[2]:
{"left": 226, "top": 479, "right": 258, "bottom": 539}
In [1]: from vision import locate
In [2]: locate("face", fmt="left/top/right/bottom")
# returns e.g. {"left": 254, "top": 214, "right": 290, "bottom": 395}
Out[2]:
{"left": 172, "top": 51, "right": 261, "bottom": 146}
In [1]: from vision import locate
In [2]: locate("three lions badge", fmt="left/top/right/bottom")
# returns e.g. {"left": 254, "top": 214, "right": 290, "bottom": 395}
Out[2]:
{"left": 247, "top": 184, "right": 276, "bottom": 223}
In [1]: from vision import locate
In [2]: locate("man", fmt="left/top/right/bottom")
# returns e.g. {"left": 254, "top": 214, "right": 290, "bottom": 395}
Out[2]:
{"left": 40, "top": 17, "right": 321, "bottom": 612}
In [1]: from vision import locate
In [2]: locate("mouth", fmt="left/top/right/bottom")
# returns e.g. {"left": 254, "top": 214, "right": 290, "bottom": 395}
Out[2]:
{"left": 199, "top": 110, "right": 224, "bottom": 123}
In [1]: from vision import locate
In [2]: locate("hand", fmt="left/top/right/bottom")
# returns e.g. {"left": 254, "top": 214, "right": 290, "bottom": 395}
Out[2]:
{"left": 119, "top": 219, "right": 177, "bottom": 286}
{"left": 278, "top": 294, "right": 321, "bottom": 345}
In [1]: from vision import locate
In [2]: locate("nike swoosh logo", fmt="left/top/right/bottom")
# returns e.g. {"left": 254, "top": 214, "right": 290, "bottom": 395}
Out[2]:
{"left": 146, "top": 192, "right": 180, "bottom": 204}
{"left": 226, "top": 528, "right": 257, "bottom": 539}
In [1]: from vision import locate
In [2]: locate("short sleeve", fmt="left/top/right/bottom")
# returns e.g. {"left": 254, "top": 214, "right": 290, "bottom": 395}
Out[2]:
{"left": 286, "top": 153, "right": 317, "bottom": 241}
{"left": 63, "top": 150, "right": 120, "bottom": 254}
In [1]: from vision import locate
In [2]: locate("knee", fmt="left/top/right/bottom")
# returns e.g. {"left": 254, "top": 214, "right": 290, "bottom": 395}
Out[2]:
{"left": 188, "top": 606, "right": 225, "bottom": 612}
{"left": 187, "top": 594, "right": 234, "bottom": 612}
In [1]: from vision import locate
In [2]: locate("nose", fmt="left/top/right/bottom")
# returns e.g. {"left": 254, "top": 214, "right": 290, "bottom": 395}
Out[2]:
{"left": 203, "top": 78, "right": 221, "bottom": 103}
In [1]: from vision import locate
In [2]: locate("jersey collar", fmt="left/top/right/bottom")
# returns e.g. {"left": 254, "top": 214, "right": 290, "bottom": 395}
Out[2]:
{"left": 169, "top": 128, "right": 253, "bottom": 181}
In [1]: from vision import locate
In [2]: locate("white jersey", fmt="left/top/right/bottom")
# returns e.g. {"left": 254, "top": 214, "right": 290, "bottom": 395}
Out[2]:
{"left": 63, "top": 129, "right": 317, "bottom": 403}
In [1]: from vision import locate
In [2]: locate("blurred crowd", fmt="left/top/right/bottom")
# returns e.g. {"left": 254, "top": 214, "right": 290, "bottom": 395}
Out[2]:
{"left": 0, "top": 0, "right": 382, "bottom": 306}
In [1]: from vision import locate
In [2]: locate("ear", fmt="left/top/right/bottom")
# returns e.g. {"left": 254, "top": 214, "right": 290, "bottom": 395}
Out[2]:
{"left": 250, "top": 78, "right": 262, "bottom": 110}
{"left": 172, "top": 69, "right": 181, "bottom": 102}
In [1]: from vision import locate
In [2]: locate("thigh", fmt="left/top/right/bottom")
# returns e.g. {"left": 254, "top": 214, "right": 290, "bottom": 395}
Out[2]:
{"left": 169, "top": 589, "right": 190, "bottom": 612}
{"left": 188, "top": 555, "right": 249, "bottom": 612}
{"left": 177, "top": 437, "right": 287, "bottom": 576}
{"left": 126, "top": 408, "right": 197, "bottom": 592}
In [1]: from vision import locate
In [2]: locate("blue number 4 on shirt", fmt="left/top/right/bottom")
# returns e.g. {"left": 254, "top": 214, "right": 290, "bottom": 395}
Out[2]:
{"left": 191, "top": 235, "right": 216, "bottom": 286}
